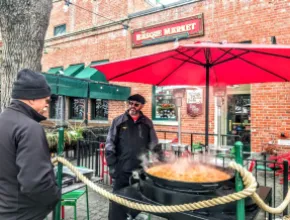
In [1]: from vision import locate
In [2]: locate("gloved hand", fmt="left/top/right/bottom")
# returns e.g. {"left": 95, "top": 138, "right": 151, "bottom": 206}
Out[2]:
{"left": 152, "top": 143, "right": 165, "bottom": 162}
{"left": 109, "top": 166, "right": 116, "bottom": 177}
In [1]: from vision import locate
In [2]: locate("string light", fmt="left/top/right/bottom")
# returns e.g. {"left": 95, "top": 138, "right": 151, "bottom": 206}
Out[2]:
{"left": 63, "top": 0, "right": 129, "bottom": 31}
{"left": 122, "top": 24, "right": 129, "bottom": 36}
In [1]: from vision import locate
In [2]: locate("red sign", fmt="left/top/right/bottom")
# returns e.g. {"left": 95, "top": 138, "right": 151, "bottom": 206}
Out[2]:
{"left": 131, "top": 14, "right": 204, "bottom": 48}
{"left": 186, "top": 88, "right": 203, "bottom": 117}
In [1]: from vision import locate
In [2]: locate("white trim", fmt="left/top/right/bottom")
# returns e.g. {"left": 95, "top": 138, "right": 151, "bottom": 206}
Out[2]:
{"left": 153, "top": 120, "right": 178, "bottom": 126}
{"left": 89, "top": 120, "right": 110, "bottom": 124}
{"left": 68, "top": 119, "right": 84, "bottom": 123}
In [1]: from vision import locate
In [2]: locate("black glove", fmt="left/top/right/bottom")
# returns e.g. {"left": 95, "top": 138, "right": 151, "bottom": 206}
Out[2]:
{"left": 152, "top": 143, "right": 165, "bottom": 162}
{"left": 109, "top": 166, "right": 116, "bottom": 178}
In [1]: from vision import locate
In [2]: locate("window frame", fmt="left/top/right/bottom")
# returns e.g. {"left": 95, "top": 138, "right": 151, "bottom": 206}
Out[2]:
{"left": 69, "top": 97, "right": 85, "bottom": 120}
{"left": 90, "top": 99, "right": 109, "bottom": 121}
{"left": 152, "top": 86, "right": 177, "bottom": 121}
{"left": 54, "top": 24, "right": 66, "bottom": 36}
{"left": 49, "top": 96, "right": 60, "bottom": 119}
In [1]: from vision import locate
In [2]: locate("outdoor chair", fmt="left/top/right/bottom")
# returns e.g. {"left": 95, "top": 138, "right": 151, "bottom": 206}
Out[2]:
{"left": 61, "top": 185, "right": 90, "bottom": 220}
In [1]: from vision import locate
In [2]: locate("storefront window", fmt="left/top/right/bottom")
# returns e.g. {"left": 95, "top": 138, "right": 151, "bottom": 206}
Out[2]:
{"left": 227, "top": 94, "right": 251, "bottom": 150}
{"left": 49, "top": 96, "right": 61, "bottom": 119}
{"left": 69, "top": 97, "right": 85, "bottom": 120}
{"left": 91, "top": 99, "right": 108, "bottom": 120}
{"left": 152, "top": 86, "right": 177, "bottom": 120}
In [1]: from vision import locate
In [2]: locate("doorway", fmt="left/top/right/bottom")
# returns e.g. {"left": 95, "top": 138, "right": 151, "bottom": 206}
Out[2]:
{"left": 227, "top": 94, "right": 251, "bottom": 152}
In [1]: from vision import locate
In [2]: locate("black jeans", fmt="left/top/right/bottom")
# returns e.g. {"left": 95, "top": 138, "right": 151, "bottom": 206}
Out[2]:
{"left": 108, "top": 173, "right": 140, "bottom": 220}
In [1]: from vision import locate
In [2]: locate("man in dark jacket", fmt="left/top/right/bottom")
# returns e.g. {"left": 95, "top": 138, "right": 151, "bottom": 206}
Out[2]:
{"left": 0, "top": 69, "right": 61, "bottom": 220}
{"left": 105, "top": 94, "right": 159, "bottom": 220}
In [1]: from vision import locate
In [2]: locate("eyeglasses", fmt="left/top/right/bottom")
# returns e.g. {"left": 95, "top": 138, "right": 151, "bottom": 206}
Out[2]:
{"left": 128, "top": 101, "right": 141, "bottom": 107}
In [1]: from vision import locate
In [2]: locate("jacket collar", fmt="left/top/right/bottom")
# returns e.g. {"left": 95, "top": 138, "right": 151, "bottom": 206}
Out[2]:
{"left": 8, "top": 100, "right": 47, "bottom": 122}
{"left": 125, "top": 110, "right": 145, "bottom": 122}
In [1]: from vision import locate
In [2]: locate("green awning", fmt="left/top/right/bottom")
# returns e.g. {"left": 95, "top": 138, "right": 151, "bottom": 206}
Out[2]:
{"left": 63, "top": 64, "right": 84, "bottom": 77}
{"left": 89, "top": 83, "right": 130, "bottom": 100}
{"left": 44, "top": 73, "right": 58, "bottom": 94}
{"left": 47, "top": 66, "right": 63, "bottom": 74}
{"left": 42, "top": 73, "right": 130, "bottom": 100}
{"left": 75, "top": 66, "right": 107, "bottom": 82}
{"left": 58, "top": 76, "right": 88, "bottom": 98}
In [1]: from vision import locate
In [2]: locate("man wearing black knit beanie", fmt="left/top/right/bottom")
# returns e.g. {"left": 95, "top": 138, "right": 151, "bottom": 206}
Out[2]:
{"left": 0, "top": 69, "right": 60, "bottom": 220}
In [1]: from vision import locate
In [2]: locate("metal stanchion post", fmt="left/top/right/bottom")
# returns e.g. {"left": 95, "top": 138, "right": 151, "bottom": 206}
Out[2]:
{"left": 54, "top": 127, "right": 64, "bottom": 220}
{"left": 235, "top": 141, "right": 245, "bottom": 220}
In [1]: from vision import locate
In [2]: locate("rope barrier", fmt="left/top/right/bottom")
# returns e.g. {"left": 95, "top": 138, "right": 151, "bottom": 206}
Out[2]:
{"left": 52, "top": 157, "right": 290, "bottom": 214}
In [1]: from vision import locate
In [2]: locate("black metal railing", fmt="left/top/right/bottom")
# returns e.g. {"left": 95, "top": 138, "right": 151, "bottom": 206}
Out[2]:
{"left": 214, "top": 153, "right": 289, "bottom": 220}
{"left": 65, "top": 129, "right": 290, "bottom": 218}
{"left": 156, "top": 130, "right": 241, "bottom": 147}
{"left": 245, "top": 156, "right": 289, "bottom": 219}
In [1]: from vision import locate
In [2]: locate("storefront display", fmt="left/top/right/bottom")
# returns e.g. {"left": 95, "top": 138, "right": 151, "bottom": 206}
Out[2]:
{"left": 153, "top": 87, "right": 177, "bottom": 120}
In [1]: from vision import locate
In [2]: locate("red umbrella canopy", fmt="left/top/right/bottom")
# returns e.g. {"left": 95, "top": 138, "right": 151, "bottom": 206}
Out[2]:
{"left": 92, "top": 43, "right": 290, "bottom": 86}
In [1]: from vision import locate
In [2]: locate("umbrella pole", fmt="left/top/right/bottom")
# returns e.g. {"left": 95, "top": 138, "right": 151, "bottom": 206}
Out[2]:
{"left": 178, "top": 106, "right": 181, "bottom": 145}
{"left": 205, "top": 65, "right": 210, "bottom": 148}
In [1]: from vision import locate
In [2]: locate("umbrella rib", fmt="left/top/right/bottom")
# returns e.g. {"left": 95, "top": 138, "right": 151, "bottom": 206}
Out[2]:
{"left": 224, "top": 50, "right": 289, "bottom": 81}
{"left": 238, "top": 48, "right": 290, "bottom": 60}
{"left": 212, "top": 49, "right": 234, "bottom": 65}
{"left": 176, "top": 48, "right": 205, "bottom": 66}
{"left": 107, "top": 53, "right": 180, "bottom": 81}
{"left": 214, "top": 50, "right": 250, "bottom": 66}
{"left": 156, "top": 59, "right": 189, "bottom": 86}
{"left": 172, "top": 57, "right": 203, "bottom": 65}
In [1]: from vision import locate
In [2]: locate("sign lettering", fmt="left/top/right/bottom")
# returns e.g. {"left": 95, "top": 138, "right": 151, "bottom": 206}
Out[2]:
{"left": 132, "top": 14, "right": 204, "bottom": 48}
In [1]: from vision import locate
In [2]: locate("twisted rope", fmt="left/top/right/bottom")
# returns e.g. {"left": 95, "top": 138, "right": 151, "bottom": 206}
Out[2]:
{"left": 52, "top": 157, "right": 290, "bottom": 214}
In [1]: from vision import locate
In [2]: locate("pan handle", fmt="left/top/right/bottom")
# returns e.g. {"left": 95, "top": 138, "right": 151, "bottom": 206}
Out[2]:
{"left": 201, "top": 184, "right": 219, "bottom": 187}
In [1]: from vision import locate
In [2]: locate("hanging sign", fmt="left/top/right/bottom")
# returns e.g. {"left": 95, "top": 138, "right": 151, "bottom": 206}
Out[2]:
{"left": 186, "top": 88, "right": 203, "bottom": 117}
{"left": 131, "top": 14, "right": 204, "bottom": 48}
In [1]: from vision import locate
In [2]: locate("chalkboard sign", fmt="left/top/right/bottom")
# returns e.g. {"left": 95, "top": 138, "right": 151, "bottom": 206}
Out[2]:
{"left": 70, "top": 98, "right": 85, "bottom": 119}
{"left": 92, "top": 99, "right": 108, "bottom": 120}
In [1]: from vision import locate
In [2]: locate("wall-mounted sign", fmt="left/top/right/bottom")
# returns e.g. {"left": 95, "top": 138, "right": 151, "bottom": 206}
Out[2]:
{"left": 186, "top": 88, "right": 203, "bottom": 117}
{"left": 131, "top": 14, "right": 204, "bottom": 48}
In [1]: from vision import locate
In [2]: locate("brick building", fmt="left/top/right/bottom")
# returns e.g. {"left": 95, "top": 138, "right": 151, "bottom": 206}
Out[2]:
{"left": 41, "top": 0, "right": 290, "bottom": 152}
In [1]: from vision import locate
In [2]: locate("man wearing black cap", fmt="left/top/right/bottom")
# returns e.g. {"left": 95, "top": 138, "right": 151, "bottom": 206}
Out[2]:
{"left": 0, "top": 69, "right": 60, "bottom": 220}
{"left": 106, "top": 94, "right": 161, "bottom": 220}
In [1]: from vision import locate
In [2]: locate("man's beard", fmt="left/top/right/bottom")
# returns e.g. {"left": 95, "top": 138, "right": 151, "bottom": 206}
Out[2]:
{"left": 128, "top": 107, "right": 139, "bottom": 115}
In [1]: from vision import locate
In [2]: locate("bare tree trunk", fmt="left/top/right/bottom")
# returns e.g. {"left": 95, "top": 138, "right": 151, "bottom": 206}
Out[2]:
{"left": 0, "top": 0, "right": 53, "bottom": 111}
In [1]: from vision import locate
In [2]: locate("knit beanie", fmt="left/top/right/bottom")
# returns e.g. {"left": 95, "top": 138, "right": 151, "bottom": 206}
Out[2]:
{"left": 12, "top": 69, "right": 51, "bottom": 100}
{"left": 128, "top": 94, "right": 146, "bottom": 104}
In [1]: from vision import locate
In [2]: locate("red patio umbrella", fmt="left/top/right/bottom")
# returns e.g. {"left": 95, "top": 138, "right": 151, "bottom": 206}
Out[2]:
{"left": 92, "top": 42, "right": 290, "bottom": 146}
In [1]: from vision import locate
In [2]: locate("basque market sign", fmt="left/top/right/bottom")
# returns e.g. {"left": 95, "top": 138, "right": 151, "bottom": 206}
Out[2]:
{"left": 131, "top": 14, "right": 204, "bottom": 48}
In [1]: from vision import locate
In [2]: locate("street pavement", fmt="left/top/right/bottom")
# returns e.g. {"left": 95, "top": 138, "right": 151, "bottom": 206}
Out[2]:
{"left": 47, "top": 183, "right": 165, "bottom": 220}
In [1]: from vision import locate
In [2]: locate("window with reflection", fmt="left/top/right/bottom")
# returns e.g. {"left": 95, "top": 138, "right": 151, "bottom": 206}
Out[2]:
{"left": 152, "top": 86, "right": 177, "bottom": 120}
{"left": 91, "top": 99, "right": 108, "bottom": 120}
{"left": 49, "top": 96, "right": 61, "bottom": 119}
{"left": 69, "top": 97, "right": 85, "bottom": 120}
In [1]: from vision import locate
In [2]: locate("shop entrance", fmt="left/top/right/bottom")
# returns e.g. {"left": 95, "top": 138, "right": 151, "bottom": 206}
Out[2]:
{"left": 227, "top": 94, "right": 251, "bottom": 152}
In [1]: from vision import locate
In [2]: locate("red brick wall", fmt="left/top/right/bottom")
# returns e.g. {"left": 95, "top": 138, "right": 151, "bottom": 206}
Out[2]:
{"left": 43, "top": 0, "right": 290, "bottom": 151}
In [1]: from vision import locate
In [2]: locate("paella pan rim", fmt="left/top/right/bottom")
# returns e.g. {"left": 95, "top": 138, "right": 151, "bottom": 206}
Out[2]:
{"left": 143, "top": 164, "right": 235, "bottom": 190}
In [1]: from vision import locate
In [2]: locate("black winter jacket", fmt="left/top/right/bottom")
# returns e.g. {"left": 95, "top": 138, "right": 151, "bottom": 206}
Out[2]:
{"left": 0, "top": 100, "right": 60, "bottom": 220}
{"left": 105, "top": 111, "right": 158, "bottom": 177}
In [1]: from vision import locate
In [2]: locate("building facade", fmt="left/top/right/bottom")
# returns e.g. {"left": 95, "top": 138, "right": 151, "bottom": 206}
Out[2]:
{"left": 42, "top": 0, "right": 290, "bottom": 152}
